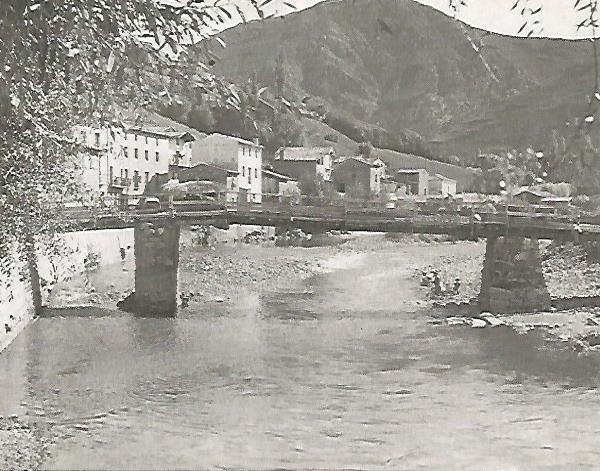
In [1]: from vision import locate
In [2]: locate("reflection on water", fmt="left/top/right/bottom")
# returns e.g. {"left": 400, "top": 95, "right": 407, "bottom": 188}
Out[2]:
{"left": 1, "top": 248, "right": 600, "bottom": 469}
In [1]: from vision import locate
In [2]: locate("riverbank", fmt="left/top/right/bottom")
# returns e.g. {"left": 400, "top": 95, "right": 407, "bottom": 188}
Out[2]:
{"left": 178, "top": 244, "right": 330, "bottom": 304}
{"left": 0, "top": 416, "right": 53, "bottom": 469}
{"left": 407, "top": 237, "right": 600, "bottom": 350}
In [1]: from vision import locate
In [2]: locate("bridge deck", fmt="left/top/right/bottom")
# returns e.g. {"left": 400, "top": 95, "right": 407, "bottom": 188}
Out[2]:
{"left": 62, "top": 204, "right": 600, "bottom": 240}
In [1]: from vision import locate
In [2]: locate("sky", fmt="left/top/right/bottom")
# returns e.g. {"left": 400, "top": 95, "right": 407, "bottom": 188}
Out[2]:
{"left": 262, "top": 0, "right": 592, "bottom": 40}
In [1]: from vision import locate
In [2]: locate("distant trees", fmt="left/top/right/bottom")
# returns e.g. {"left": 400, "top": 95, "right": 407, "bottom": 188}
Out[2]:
{"left": 473, "top": 149, "right": 545, "bottom": 194}
{"left": 544, "top": 126, "right": 600, "bottom": 195}
{"left": 325, "top": 111, "right": 436, "bottom": 160}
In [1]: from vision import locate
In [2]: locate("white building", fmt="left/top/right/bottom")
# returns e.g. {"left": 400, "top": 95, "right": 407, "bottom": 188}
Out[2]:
{"left": 428, "top": 173, "right": 457, "bottom": 197}
{"left": 75, "top": 124, "right": 195, "bottom": 198}
{"left": 191, "top": 133, "right": 263, "bottom": 203}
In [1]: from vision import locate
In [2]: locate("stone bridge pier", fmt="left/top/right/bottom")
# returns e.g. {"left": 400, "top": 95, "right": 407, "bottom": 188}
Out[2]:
{"left": 479, "top": 236, "right": 551, "bottom": 314}
{"left": 131, "top": 220, "right": 181, "bottom": 316}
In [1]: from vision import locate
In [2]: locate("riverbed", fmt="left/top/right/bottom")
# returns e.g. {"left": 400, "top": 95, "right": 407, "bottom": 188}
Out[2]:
{"left": 2, "top": 237, "right": 600, "bottom": 469}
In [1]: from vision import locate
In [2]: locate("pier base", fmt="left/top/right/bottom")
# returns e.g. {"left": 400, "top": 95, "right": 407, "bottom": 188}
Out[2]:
{"left": 479, "top": 236, "right": 551, "bottom": 314}
{"left": 132, "top": 220, "right": 180, "bottom": 316}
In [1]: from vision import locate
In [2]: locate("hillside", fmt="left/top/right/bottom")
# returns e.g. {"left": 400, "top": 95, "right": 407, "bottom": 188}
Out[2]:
{"left": 207, "top": 0, "right": 593, "bottom": 160}
{"left": 296, "top": 116, "right": 477, "bottom": 190}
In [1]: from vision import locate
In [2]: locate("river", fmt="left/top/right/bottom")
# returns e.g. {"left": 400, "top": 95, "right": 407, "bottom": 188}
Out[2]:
{"left": 1, "top": 242, "right": 600, "bottom": 470}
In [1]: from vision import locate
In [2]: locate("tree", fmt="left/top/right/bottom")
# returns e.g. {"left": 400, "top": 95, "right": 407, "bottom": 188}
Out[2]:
{"left": 260, "top": 110, "right": 304, "bottom": 157}
{"left": 0, "top": 0, "right": 294, "bottom": 285}
{"left": 275, "top": 50, "right": 287, "bottom": 99}
{"left": 187, "top": 105, "right": 215, "bottom": 133}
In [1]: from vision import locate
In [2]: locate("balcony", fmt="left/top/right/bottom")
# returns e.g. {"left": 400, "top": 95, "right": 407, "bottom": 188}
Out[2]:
{"left": 110, "top": 177, "right": 130, "bottom": 190}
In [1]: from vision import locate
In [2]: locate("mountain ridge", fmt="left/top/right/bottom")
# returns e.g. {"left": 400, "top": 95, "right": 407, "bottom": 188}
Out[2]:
{"left": 206, "top": 0, "right": 594, "bottom": 161}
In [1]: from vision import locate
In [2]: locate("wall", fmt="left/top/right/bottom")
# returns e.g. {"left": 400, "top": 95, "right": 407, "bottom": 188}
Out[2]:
{"left": 238, "top": 143, "right": 263, "bottom": 203}
{"left": 0, "top": 250, "right": 35, "bottom": 354}
{"left": 333, "top": 159, "right": 372, "bottom": 197}
{"left": 0, "top": 229, "right": 135, "bottom": 354}
{"left": 273, "top": 161, "right": 317, "bottom": 191}
{"left": 192, "top": 134, "right": 263, "bottom": 203}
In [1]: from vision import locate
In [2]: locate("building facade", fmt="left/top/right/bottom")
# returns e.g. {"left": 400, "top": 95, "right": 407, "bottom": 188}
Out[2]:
{"left": 191, "top": 133, "right": 263, "bottom": 203}
{"left": 274, "top": 147, "right": 334, "bottom": 183}
{"left": 428, "top": 173, "right": 457, "bottom": 197}
{"left": 332, "top": 157, "right": 384, "bottom": 197}
{"left": 75, "top": 124, "right": 195, "bottom": 199}
{"left": 395, "top": 169, "right": 429, "bottom": 197}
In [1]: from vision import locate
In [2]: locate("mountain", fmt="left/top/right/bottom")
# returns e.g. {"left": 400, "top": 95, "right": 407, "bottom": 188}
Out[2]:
{"left": 206, "top": 0, "right": 593, "bottom": 161}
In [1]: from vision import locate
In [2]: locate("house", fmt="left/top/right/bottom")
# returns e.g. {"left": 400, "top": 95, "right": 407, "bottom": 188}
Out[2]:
{"left": 428, "top": 174, "right": 457, "bottom": 197}
{"left": 192, "top": 133, "right": 263, "bottom": 203}
{"left": 262, "top": 169, "right": 300, "bottom": 202}
{"left": 273, "top": 146, "right": 334, "bottom": 184}
{"left": 512, "top": 188, "right": 555, "bottom": 205}
{"left": 146, "top": 162, "right": 239, "bottom": 203}
{"left": 75, "top": 123, "right": 195, "bottom": 197}
{"left": 332, "top": 157, "right": 384, "bottom": 197}
{"left": 395, "top": 169, "right": 429, "bottom": 197}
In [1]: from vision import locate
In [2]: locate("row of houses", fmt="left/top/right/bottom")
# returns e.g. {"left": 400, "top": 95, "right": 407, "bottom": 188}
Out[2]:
{"left": 75, "top": 119, "right": 457, "bottom": 206}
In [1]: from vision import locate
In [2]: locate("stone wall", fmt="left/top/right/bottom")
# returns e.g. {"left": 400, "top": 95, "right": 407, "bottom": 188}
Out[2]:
{"left": 479, "top": 236, "right": 551, "bottom": 314}
{"left": 1, "top": 229, "right": 135, "bottom": 354}
{"left": 0, "top": 250, "right": 35, "bottom": 354}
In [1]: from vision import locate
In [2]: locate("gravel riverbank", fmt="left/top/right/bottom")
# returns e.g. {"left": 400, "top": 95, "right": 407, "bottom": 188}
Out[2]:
{"left": 178, "top": 244, "right": 327, "bottom": 303}
{"left": 0, "top": 416, "right": 53, "bottom": 470}
{"left": 407, "top": 237, "right": 600, "bottom": 350}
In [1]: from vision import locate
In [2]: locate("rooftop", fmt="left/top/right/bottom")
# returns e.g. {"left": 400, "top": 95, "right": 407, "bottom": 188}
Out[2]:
{"left": 276, "top": 146, "right": 334, "bottom": 161}
{"left": 396, "top": 168, "right": 428, "bottom": 175}
{"left": 125, "top": 124, "right": 196, "bottom": 141}
{"left": 262, "top": 169, "right": 296, "bottom": 181}
{"left": 335, "top": 156, "right": 378, "bottom": 167}
{"left": 429, "top": 173, "right": 456, "bottom": 182}
{"left": 206, "top": 133, "right": 263, "bottom": 148}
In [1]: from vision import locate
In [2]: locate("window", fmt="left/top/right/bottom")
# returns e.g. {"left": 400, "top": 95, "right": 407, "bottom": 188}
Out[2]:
{"left": 124, "top": 146, "right": 128, "bottom": 158}
{"left": 94, "top": 132, "right": 100, "bottom": 147}
{"left": 144, "top": 150, "right": 148, "bottom": 161}
{"left": 133, "top": 170, "right": 139, "bottom": 190}
{"left": 89, "top": 156, "right": 94, "bottom": 169}
{"left": 155, "top": 138, "right": 159, "bottom": 146}
{"left": 242, "top": 166, "right": 245, "bottom": 176}
{"left": 134, "top": 134, "right": 138, "bottom": 141}
{"left": 134, "top": 148, "right": 138, "bottom": 159}
{"left": 109, "top": 166, "right": 114, "bottom": 183}
{"left": 145, "top": 172, "right": 149, "bottom": 184}
{"left": 145, "top": 136, "right": 148, "bottom": 145}
{"left": 120, "top": 169, "right": 124, "bottom": 179}
{"left": 248, "top": 169, "right": 252, "bottom": 183}
{"left": 155, "top": 151, "right": 159, "bottom": 162}
{"left": 254, "top": 168, "right": 258, "bottom": 179}
{"left": 231, "top": 179, "right": 235, "bottom": 190}
{"left": 124, "top": 169, "right": 129, "bottom": 181}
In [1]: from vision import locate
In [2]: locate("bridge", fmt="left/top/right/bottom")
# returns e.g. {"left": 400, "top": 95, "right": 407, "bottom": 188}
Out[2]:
{"left": 61, "top": 202, "right": 600, "bottom": 316}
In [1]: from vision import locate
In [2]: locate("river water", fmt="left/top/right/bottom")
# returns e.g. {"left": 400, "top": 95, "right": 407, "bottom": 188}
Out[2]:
{"left": 1, "top": 243, "right": 600, "bottom": 470}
